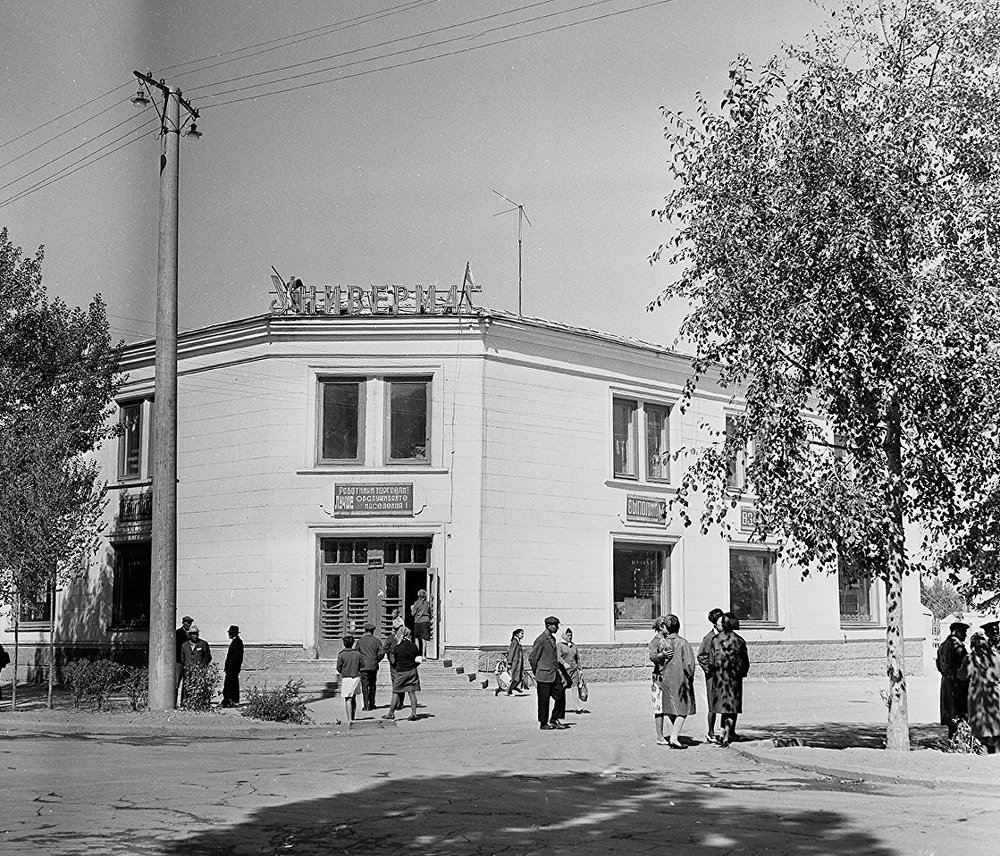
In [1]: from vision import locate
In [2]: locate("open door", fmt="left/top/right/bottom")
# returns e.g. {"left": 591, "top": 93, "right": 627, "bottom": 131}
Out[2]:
{"left": 425, "top": 566, "right": 438, "bottom": 659}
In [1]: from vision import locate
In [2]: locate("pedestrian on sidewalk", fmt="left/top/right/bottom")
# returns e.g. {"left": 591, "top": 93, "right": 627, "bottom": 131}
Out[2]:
{"left": 175, "top": 615, "right": 194, "bottom": 704}
{"left": 706, "top": 612, "right": 750, "bottom": 747}
{"left": 385, "top": 614, "right": 406, "bottom": 712}
{"left": 337, "top": 635, "right": 363, "bottom": 724}
{"left": 558, "top": 628, "right": 585, "bottom": 713}
{"left": 222, "top": 625, "right": 244, "bottom": 708}
{"left": 936, "top": 620, "right": 969, "bottom": 738}
{"left": 529, "top": 616, "right": 568, "bottom": 730}
{"left": 411, "top": 590, "right": 432, "bottom": 656}
{"left": 967, "top": 629, "right": 1000, "bottom": 754}
{"left": 649, "top": 616, "right": 673, "bottom": 743}
{"left": 696, "top": 607, "right": 725, "bottom": 743}
{"left": 356, "top": 622, "right": 385, "bottom": 711}
{"left": 657, "top": 614, "right": 696, "bottom": 749}
{"left": 505, "top": 628, "right": 529, "bottom": 695}
{"left": 384, "top": 628, "right": 421, "bottom": 721}
{"left": 0, "top": 642, "right": 9, "bottom": 701}
{"left": 180, "top": 625, "right": 212, "bottom": 707}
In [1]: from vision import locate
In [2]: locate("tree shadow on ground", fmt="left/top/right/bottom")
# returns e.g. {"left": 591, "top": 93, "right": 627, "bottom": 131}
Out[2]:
{"left": 744, "top": 721, "right": 946, "bottom": 750}
{"left": 143, "top": 771, "right": 897, "bottom": 856}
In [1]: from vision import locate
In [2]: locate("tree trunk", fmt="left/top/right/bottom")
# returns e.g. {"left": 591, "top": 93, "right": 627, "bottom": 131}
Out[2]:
{"left": 47, "top": 576, "right": 56, "bottom": 710}
{"left": 883, "top": 398, "right": 910, "bottom": 751}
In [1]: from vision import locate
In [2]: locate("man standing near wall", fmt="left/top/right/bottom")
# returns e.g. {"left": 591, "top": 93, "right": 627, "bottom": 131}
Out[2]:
{"left": 529, "top": 616, "right": 568, "bottom": 731}
{"left": 175, "top": 616, "right": 193, "bottom": 704}
{"left": 222, "top": 625, "right": 244, "bottom": 708}
{"left": 356, "top": 622, "right": 384, "bottom": 710}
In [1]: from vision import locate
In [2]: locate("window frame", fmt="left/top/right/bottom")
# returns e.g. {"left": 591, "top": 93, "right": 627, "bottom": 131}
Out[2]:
{"left": 612, "top": 397, "right": 639, "bottom": 479}
{"left": 611, "top": 396, "right": 673, "bottom": 484}
{"left": 384, "top": 375, "right": 432, "bottom": 465}
{"left": 838, "top": 557, "right": 880, "bottom": 627}
{"left": 725, "top": 414, "right": 751, "bottom": 492}
{"left": 612, "top": 540, "right": 672, "bottom": 630}
{"left": 729, "top": 546, "right": 779, "bottom": 625}
{"left": 117, "top": 400, "right": 144, "bottom": 481}
{"left": 317, "top": 376, "right": 367, "bottom": 465}
{"left": 111, "top": 541, "right": 151, "bottom": 629}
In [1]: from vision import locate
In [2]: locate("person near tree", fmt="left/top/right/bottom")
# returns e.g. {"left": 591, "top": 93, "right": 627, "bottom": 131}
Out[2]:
{"left": 936, "top": 620, "right": 970, "bottom": 738}
{"left": 696, "top": 607, "right": 725, "bottom": 743}
{"left": 180, "top": 625, "right": 212, "bottom": 707}
{"left": 175, "top": 615, "right": 194, "bottom": 702}
{"left": 222, "top": 625, "right": 244, "bottom": 708}
{"left": 705, "top": 613, "right": 750, "bottom": 747}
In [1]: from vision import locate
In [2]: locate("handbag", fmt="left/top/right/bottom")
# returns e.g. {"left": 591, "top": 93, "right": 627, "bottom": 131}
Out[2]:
{"left": 577, "top": 673, "right": 588, "bottom": 703}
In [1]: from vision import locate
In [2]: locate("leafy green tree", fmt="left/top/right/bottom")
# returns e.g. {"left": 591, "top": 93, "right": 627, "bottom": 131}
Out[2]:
{"left": 920, "top": 578, "right": 966, "bottom": 622}
{"left": 0, "top": 227, "right": 123, "bottom": 707}
{"left": 650, "top": 0, "right": 1000, "bottom": 750}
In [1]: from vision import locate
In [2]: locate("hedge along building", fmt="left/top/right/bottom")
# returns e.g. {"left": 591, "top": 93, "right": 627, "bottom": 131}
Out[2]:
{"left": 2, "top": 280, "right": 926, "bottom": 682}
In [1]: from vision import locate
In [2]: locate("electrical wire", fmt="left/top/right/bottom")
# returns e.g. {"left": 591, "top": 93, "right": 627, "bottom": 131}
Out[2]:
{"left": 199, "top": 0, "right": 679, "bottom": 110}
{"left": 0, "top": 119, "right": 158, "bottom": 210}
{"left": 167, "top": 0, "right": 441, "bottom": 81}
{"left": 185, "top": 0, "right": 565, "bottom": 97}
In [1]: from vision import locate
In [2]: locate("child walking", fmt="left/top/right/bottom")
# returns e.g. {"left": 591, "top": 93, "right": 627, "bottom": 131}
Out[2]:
{"left": 337, "top": 634, "right": 364, "bottom": 724}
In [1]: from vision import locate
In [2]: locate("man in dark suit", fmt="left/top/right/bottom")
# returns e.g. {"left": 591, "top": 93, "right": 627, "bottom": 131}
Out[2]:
{"left": 175, "top": 615, "right": 193, "bottom": 703}
{"left": 356, "top": 622, "right": 385, "bottom": 710}
{"left": 528, "top": 616, "right": 568, "bottom": 730}
{"left": 222, "top": 625, "right": 244, "bottom": 708}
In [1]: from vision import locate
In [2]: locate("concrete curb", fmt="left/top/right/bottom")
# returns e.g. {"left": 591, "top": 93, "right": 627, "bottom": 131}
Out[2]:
{"left": 732, "top": 741, "right": 1000, "bottom": 793}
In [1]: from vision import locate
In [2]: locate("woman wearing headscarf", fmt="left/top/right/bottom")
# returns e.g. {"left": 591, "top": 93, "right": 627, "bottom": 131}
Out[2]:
{"left": 383, "top": 627, "right": 422, "bottom": 721}
{"left": 557, "top": 627, "right": 584, "bottom": 712}
{"left": 505, "top": 628, "right": 529, "bottom": 695}
{"left": 648, "top": 615, "right": 674, "bottom": 744}
{"left": 384, "top": 613, "right": 406, "bottom": 711}
{"left": 967, "top": 629, "right": 1000, "bottom": 754}
{"left": 706, "top": 612, "right": 751, "bottom": 746}
{"left": 657, "top": 614, "right": 696, "bottom": 748}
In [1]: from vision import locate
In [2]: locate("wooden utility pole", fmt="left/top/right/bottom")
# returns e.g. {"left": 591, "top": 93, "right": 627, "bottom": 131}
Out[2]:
{"left": 132, "top": 71, "right": 200, "bottom": 710}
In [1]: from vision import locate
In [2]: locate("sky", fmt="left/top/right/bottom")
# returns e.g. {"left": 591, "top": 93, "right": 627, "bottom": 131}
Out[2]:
{"left": 2, "top": 0, "right": 829, "bottom": 347}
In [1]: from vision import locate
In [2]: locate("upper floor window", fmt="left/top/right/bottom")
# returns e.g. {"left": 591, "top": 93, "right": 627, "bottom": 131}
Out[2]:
{"left": 726, "top": 415, "right": 752, "bottom": 491}
{"left": 320, "top": 379, "right": 365, "bottom": 463}
{"left": 119, "top": 402, "right": 143, "bottom": 480}
{"left": 317, "top": 375, "right": 431, "bottom": 467}
{"left": 613, "top": 397, "right": 671, "bottom": 482}
{"left": 730, "top": 547, "right": 777, "bottom": 623}
{"left": 387, "top": 378, "right": 430, "bottom": 462}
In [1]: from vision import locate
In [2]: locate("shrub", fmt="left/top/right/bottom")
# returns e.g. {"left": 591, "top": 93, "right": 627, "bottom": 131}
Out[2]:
{"left": 120, "top": 666, "right": 149, "bottom": 712}
{"left": 182, "top": 664, "right": 220, "bottom": 711}
{"left": 242, "top": 679, "right": 311, "bottom": 724}
{"left": 61, "top": 658, "right": 124, "bottom": 710}
{"left": 947, "top": 720, "right": 986, "bottom": 755}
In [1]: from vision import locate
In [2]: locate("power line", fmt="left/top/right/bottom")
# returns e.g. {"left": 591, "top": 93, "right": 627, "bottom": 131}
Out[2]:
{"left": 199, "top": 0, "right": 679, "bottom": 110}
{"left": 0, "top": 80, "right": 132, "bottom": 152}
{"left": 167, "top": 0, "right": 440, "bottom": 81}
{"left": 186, "top": 0, "right": 565, "bottom": 97}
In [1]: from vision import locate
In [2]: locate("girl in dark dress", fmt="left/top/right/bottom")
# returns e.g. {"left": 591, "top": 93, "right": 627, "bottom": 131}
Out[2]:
{"left": 505, "top": 628, "right": 529, "bottom": 695}
{"left": 706, "top": 612, "right": 750, "bottom": 746}
{"left": 384, "top": 628, "right": 421, "bottom": 721}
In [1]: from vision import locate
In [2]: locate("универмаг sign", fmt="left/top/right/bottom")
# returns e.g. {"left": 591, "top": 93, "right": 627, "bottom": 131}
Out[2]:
{"left": 334, "top": 484, "right": 414, "bottom": 518}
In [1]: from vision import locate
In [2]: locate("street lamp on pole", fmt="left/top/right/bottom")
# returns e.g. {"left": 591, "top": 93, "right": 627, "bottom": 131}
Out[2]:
{"left": 131, "top": 70, "right": 201, "bottom": 710}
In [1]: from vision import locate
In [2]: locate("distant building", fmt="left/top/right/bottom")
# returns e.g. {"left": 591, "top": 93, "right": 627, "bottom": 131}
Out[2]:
{"left": 3, "top": 295, "right": 926, "bottom": 681}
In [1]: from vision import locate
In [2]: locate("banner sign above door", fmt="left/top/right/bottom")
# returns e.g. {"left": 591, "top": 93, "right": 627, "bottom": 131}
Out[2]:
{"left": 334, "top": 484, "right": 414, "bottom": 518}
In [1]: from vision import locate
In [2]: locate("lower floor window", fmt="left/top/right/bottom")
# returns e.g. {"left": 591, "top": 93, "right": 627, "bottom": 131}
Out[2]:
{"left": 19, "top": 587, "right": 54, "bottom": 626}
{"left": 613, "top": 543, "right": 670, "bottom": 628}
{"left": 839, "top": 568, "right": 876, "bottom": 624}
{"left": 113, "top": 542, "right": 151, "bottom": 628}
{"left": 730, "top": 548, "right": 777, "bottom": 623}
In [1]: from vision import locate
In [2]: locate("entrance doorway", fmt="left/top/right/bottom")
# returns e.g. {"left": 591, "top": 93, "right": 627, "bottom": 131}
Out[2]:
{"left": 317, "top": 536, "right": 434, "bottom": 658}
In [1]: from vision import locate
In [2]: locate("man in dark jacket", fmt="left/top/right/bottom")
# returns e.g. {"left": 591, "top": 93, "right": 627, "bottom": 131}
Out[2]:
{"left": 936, "top": 620, "right": 969, "bottom": 738}
{"left": 528, "top": 616, "right": 568, "bottom": 730}
{"left": 356, "top": 622, "right": 385, "bottom": 710}
{"left": 175, "top": 615, "right": 193, "bottom": 702}
{"left": 222, "top": 625, "right": 244, "bottom": 708}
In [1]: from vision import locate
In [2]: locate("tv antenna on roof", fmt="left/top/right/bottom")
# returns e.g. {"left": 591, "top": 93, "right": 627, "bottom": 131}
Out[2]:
{"left": 493, "top": 189, "right": 532, "bottom": 316}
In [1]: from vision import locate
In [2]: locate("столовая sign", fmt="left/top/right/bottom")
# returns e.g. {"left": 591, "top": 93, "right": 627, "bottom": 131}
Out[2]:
{"left": 334, "top": 484, "right": 414, "bottom": 518}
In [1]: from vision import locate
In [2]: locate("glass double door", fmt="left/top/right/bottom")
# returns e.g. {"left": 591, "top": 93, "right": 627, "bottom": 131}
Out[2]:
{"left": 318, "top": 536, "right": 434, "bottom": 658}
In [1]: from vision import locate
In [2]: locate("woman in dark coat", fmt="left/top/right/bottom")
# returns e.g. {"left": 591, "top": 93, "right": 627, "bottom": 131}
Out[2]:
{"left": 505, "top": 628, "right": 528, "bottom": 695}
{"left": 696, "top": 607, "right": 725, "bottom": 743}
{"left": 384, "top": 628, "right": 421, "bottom": 721}
{"left": 706, "top": 612, "right": 750, "bottom": 747}
{"left": 658, "top": 614, "right": 696, "bottom": 749}
{"left": 968, "top": 630, "right": 1000, "bottom": 754}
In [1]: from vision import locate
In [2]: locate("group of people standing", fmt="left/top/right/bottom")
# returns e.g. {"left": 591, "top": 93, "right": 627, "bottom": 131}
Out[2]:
{"left": 649, "top": 608, "right": 750, "bottom": 748}
{"left": 936, "top": 618, "right": 1000, "bottom": 753}
{"left": 174, "top": 616, "right": 244, "bottom": 708}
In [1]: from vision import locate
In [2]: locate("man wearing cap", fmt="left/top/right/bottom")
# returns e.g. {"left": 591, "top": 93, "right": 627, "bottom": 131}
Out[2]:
{"left": 982, "top": 619, "right": 1000, "bottom": 653}
{"left": 222, "top": 625, "right": 244, "bottom": 708}
{"left": 529, "top": 616, "right": 568, "bottom": 730}
{"left": 175, "top": 616, "right": 194, "bottom": 702}
{"left": 356, "top": 621, "right": 385, "bottom": 711}
{"left": 936, "top": 620, "right": 970, "bottom": 738}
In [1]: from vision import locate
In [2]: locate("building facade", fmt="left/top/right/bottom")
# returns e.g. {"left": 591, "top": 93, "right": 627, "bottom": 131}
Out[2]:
{"left": 3, "top": 304, "right": 926, "bottom": 681}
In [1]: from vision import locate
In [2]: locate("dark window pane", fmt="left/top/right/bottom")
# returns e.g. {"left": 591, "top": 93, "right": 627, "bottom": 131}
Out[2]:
{"left": 339, "top": 542, "right": 353, "bottom": 564}
{"left": 613, "top": 546, "right": 667, "bottom": 625}
{"left": 730, "top": 550, "right": 775, "bottom": 621}
{"left": 613, "top": 399, "right": 637, "bottom": 477}
{"left": 646, "top": 404, "right": 670, "bottom": 481}
{"left": 385, "top": 574, "right": 400, "bottom": 599}
{"left": 398, "top": 542, "right": 412, "bottom": 564}
{"left": 350, "top": 574, "right": 365, "bottom": 599}
{"left": 119, "top": 403, "right": 142, "bottom": 478}
{"left": 321, "top": 381, "right": 360, "bottom": 460}
{"left": 353, "top": 541, "right": 368, "bottom": 564}
{"left": 384, "top": 542, "right": 397, "bottom": 564}
{"left": 113, "top": 543, "right": 151, "bottom": 627}
{"left": 326, "top": 575, "right": 341, "bottom": 600}
{"left": 389, "top": 379, "right": 428, "bottom": 460}
{"left": 19, "top": 588, "right": 54, "bottom": 623}
{"left": 413, "top": 542, "right": 427, "bottom": 563}
{"left": 322, "top": 540, "right": 337, "bottom": 564}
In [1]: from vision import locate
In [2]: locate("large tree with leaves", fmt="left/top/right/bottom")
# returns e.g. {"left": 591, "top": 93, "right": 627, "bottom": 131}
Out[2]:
{"left": 650, "top": 0, "right": 1000, "bottom": 750}
{"left": 0, "top": 227, "right": 123, "bottom": 706}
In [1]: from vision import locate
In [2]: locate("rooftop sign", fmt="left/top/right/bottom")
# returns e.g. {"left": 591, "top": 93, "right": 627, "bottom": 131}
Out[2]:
{"left": 270, "top": 265, "right": 479, "bottom": 317}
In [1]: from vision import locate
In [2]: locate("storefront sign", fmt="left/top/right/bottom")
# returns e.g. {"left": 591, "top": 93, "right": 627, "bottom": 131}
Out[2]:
{"left": 740, "top": 506, "right": 758, "bottom": 532}
{"left": 626, "top": 495, "right": 667, "bottom": 525}
{"left": 334, "top": 484, "right": 414, "bottom": 517}
{"left": 270, "top": 274, "right": 474, "bottom": 317}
